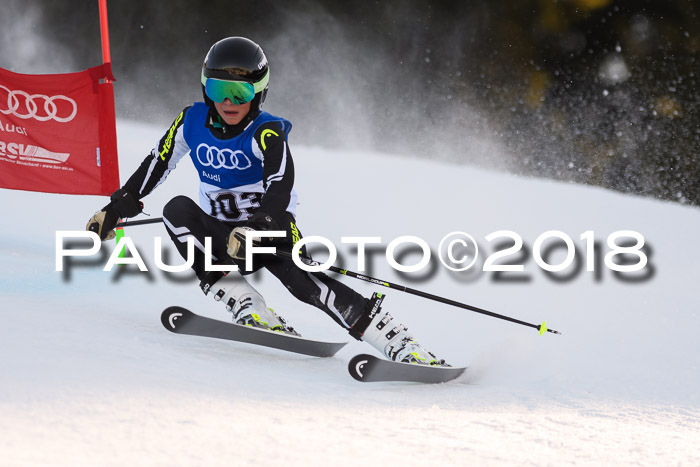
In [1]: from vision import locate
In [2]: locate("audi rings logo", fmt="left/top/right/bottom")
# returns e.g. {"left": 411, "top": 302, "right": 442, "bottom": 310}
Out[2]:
{"left": 0, "top": 85, "right": 78, "bottom": 123}
{"left": 196, "top": 143, "right": 252, "bottom": 170}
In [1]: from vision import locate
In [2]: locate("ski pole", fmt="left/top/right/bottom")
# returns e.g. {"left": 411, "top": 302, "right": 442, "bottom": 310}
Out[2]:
{"left": 118, "top": 217, "right": 164, "bottom": 228}
{"left": 273, "top": 249, "right": 560, "bottom": 336}
{"left": 117, "top": 216, "right": 561, "bottom": 335}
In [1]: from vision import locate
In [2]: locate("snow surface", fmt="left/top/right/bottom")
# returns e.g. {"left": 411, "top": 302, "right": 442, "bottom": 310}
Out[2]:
{"left": 1, "top": 120, "right": 699, "bottom": 466}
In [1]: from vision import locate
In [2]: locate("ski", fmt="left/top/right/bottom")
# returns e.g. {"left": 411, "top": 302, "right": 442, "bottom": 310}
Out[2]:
{"left": 348, "top": 353, "right": 467, "bottom": 384}
{"left": 161, "top": 306, "right": 347, "bottom": 358}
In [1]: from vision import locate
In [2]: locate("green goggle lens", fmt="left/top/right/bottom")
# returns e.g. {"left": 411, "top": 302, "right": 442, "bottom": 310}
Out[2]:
{"left": 201, "top": 69, "right": 270, "bottom": 104}
{"left": 204, "top": 78, "right": 256, "bottom": 104}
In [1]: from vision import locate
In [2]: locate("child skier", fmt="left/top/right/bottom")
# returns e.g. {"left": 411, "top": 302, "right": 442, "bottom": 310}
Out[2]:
{"left": 86, "top": 36, "right": 447, "bottom": 366}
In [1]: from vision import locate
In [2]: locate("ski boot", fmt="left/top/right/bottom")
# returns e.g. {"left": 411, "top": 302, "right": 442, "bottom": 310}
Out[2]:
{"left": 350, "top": 293, "right": 448, "bottom": 366}
{"left": 200, "top": 272, "right": 299, "bottom": 336}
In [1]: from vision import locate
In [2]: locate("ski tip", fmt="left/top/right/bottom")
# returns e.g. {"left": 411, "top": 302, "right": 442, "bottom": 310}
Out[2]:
{"left": 161, "top": 306, "right": 189, "bottom": 332}
{"left": 348, "top": 354, "right": 373, "bottom": 382}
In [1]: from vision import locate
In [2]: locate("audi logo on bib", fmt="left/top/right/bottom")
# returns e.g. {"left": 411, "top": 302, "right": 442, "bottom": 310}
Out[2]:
{"left": 0, "top": 85, "right": 78, "bottom": 123}
{"left": 196, "top": 143, "right": 252, "bottom": 170}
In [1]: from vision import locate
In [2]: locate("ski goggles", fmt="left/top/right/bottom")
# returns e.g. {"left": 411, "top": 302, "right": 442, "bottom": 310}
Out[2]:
{"left": 201, "top": 69, "right": 269, "bottom": 104}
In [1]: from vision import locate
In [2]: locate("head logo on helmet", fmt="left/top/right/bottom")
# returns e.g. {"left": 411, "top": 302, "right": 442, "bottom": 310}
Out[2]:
{"left": 201, "top": 37, "right": 270, "bottom": 119}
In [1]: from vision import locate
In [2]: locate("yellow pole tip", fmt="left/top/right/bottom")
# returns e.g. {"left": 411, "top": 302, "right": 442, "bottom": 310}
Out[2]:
{"left": 539, "top": 321, "right": 547, "bottom": 336}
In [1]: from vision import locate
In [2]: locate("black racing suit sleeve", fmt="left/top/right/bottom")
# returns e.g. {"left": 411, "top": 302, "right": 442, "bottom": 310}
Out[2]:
{"left": 122, "top": 107, "right": 191, "bottom": 199}
{"left": 252, "top": 121, "right": 295, "bottom": 225}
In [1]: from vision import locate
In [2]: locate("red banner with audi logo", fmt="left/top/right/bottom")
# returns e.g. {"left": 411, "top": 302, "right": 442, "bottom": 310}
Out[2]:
{"left": 0, "top": 63, "right": 120, "bottom": 195}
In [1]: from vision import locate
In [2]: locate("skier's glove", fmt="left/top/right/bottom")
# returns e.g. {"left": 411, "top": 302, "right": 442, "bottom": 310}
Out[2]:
{"left": 86, "top": 188, "right": 143, "bottom": 241}
{"left": 227, "top": 226, "right": 259, "bottom": 261}
{"left": 226, "top": 211, "right": 280, "bottom": 260}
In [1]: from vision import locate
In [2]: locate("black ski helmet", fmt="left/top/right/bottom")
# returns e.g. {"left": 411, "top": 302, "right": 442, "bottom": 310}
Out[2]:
{"left": 201, "top": 37, "right": 270, "bottom": 114}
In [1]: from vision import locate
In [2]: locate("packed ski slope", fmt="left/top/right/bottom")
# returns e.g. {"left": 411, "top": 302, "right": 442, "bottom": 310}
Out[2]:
{"left": 1, "top": 120, "right": 699, "bottom": 466}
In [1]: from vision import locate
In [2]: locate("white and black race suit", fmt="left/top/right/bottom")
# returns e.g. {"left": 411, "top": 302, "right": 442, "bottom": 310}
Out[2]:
{"left": 120, "top": 102, "right": 369, "bottom": 331}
